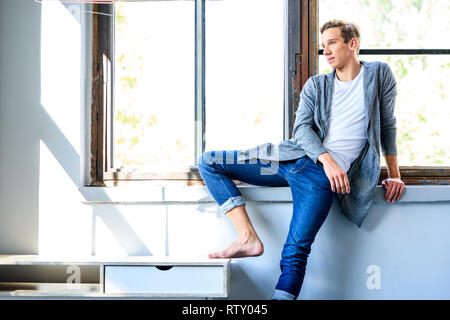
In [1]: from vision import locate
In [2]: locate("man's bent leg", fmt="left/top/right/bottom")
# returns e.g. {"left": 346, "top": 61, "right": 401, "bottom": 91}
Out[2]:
{"left": 197, "top": 150, "right": 289, "bottom": 258}
{"left": 272, "top": 158, "right": 333, "bottom": 299}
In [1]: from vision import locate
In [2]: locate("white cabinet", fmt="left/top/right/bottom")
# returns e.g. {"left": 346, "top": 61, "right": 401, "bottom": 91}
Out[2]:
{"left": 0, "top": 255, "right": 230, "bottom": 298}
{"left": 104, "top": 265, "right": 227, "bottom": 296}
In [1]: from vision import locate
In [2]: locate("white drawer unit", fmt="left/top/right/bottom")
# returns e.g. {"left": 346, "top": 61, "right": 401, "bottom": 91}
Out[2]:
{"left": 103, "top": 265, "right": 226, "bottom": 296}
{"left": 0, "top": 255, "right": 230, "bottom": 298}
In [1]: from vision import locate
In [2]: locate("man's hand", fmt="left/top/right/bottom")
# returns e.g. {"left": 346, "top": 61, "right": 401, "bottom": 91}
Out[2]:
{"left": 318, "top": 152, "right": 350, "bottom": 194}
{"left": 381, "top": 178, "right": 405, "bottom": 203}
{"left": 382, "top": 154, "right": 405, "bottom": 203}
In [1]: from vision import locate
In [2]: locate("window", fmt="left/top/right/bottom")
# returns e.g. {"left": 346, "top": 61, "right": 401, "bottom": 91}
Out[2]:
{"left": 90, "top": 0, "right": 449, "bottom": 186}
{"left": 113, "top": 1, "right": 195, "bottom": 173}
{"left": 90, "top": 0, "right": 307, "bottom": 186}
{"left": 204, "top": 0, "right": 285, "bottom": 152}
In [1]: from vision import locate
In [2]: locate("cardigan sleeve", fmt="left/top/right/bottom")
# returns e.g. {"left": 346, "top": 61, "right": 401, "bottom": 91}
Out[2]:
{"left": 292, "top": 78, "right": 328, "bottom": 164}
{"left": 379, "top": 63, "right": 398, "bottom": 156}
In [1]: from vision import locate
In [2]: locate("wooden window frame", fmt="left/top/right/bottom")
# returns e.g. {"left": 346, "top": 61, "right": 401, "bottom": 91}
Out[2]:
{"left": 89, "top": 0, "right": 449, "bottom": 187}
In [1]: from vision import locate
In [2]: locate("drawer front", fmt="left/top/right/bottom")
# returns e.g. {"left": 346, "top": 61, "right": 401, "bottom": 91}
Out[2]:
{"left": 104, "top": 265, "right": 225, "bottom": 296}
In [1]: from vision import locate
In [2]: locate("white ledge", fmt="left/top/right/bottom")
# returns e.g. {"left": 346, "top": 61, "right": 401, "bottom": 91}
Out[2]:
{"left": 79, "top": 185, "right": 450, "bottom": 204}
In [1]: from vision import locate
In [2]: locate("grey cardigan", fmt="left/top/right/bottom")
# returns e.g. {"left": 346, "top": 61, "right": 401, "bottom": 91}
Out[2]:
{"left": 237, "top": 60, "right": 398, "bottom": 227}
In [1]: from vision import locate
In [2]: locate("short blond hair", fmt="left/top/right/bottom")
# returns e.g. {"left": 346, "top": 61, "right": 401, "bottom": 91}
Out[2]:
{"left": 320, "top": 19, "right": 361, "bottom": 54}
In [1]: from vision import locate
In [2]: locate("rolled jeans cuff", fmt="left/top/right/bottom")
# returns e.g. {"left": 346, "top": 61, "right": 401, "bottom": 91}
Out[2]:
{"left": 220, "top": 195, "right": 246, "bottom": 214}
{"left": 271, "top": 289, "right": 296, "bottom": 300}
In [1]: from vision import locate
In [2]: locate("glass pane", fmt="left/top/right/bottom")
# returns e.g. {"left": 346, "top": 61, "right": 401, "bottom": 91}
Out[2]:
{"left": 113, "top": 2, "right": 195, "bottom": 171}
{"left": 205, "top": 0, "right": 285, "bottom": 152}
{"left": 319, "top": 0, "right": 450, "bottom": 49}
{"left": 319, "top": 54, "right": 450, "bottom": 166}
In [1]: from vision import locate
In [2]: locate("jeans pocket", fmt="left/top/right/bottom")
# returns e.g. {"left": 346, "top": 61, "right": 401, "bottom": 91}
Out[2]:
{"left": 289, "top": 158, "right": 310, "bottom": 174}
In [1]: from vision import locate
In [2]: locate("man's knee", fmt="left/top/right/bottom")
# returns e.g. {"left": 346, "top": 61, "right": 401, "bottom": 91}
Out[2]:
{"left": 197, "top": 151, "right": 219, "bottom": 167}
{"left": 197, "top": 150, "right": 235, "bottom": 167}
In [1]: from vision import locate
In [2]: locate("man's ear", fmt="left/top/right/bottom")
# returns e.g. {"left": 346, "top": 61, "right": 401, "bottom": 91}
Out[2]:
{"left": 350, "top": 38, "right": 358, "bottom": 51}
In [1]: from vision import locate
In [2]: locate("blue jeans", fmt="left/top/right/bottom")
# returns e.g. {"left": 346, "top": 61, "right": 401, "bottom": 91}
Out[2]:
{"left": 197, "top": 150, "right": 334, "bottom": 300}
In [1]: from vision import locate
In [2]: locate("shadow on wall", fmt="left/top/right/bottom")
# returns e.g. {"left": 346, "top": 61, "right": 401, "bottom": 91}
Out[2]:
{"left": 0, "top": 0, "right": 152, "bottom": 256}
{"left": 227, "top": 262, "right": 268, "bottom": 300}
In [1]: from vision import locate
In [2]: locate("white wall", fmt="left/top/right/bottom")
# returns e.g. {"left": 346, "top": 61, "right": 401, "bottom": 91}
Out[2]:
{"left": 1, "top": 0, "right": 450, "bottom": 300}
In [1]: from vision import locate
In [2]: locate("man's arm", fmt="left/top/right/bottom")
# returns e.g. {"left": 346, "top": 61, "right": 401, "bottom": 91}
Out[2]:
{"left": 292, "top": 78, "right": 328, "bottom": 164}
{"left": 379, "top": 64, "right": 405, "bottom": 203}
{"left": 379, "top": 63, "right": 398, "bottom": 157}
{"left": 384, "top": 154, "right": 400, "bottom": 179}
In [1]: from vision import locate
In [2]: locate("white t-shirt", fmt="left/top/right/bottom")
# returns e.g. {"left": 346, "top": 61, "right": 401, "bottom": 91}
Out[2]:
{"left": 322, "top": 65, "right": 368, "bottom": 173}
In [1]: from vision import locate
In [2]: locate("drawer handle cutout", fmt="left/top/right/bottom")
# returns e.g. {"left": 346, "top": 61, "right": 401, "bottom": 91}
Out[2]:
{"left": 155, "top": 265, "right": 174, "bottom": 271}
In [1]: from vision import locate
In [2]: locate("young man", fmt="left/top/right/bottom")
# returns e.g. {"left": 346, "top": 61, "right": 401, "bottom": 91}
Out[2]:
{"left": 197, "top": 20, "right": 405, "bottom": 300}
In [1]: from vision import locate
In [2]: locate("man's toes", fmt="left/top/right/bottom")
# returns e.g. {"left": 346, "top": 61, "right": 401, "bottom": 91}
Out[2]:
{"left": 209, "top": 251, "right": 225, "bottom": 259}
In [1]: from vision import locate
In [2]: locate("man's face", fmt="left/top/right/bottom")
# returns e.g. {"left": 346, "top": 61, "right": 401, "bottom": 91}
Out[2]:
{"left": 320, "top": 27, "right": 356, "bottom": 69}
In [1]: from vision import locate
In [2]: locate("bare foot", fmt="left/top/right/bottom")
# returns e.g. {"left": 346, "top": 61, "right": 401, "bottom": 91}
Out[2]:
{"left": 208, "top": 235, "right": 264, "bottom": 259}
